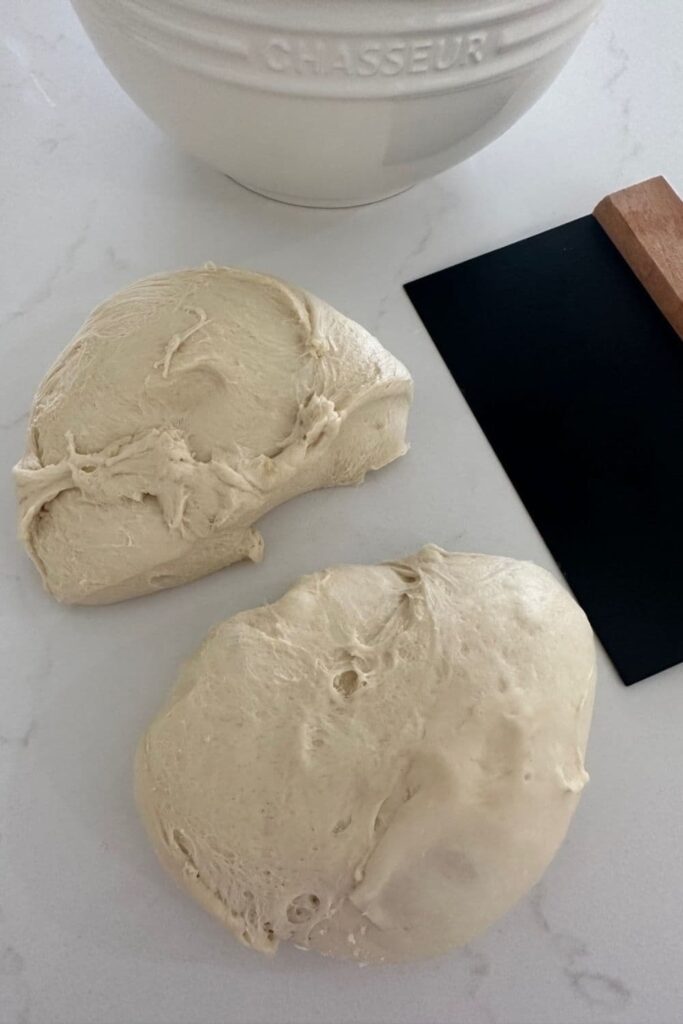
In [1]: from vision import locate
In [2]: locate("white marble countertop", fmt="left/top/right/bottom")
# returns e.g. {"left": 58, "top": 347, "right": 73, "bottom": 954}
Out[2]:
{"left": 2, "top": 2, "right": 683, "bottom": 1022}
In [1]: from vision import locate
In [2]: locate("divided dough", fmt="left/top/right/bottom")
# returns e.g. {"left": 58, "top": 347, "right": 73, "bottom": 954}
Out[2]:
{"left": 14, "top": 266, "right": 412, "bottom": 603}
{"left": 136, "top": 546, "right": 595, "bottom": 963}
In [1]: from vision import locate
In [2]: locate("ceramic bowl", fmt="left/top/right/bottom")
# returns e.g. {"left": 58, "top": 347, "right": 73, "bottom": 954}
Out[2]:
{"left": 72, "top": 0, "right": 602, "bottom": 207}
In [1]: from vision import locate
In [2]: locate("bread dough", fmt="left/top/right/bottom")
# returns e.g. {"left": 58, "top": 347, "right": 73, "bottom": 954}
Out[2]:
{"left": 13, "top": 266, "right": 412, "bottom": 603}
{"left": 135, "top": 545, "right": 596, "bottom": 963}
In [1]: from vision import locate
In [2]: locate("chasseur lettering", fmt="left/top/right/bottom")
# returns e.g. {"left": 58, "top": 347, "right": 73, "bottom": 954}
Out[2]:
{"left": 262, "top": 32, "right": 494, "bottom": 77}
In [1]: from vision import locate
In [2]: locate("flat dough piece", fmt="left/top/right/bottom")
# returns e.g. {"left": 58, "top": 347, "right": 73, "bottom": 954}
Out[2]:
{"left": 136, "top": 546, "right": 596, "bottom": 964}
{"left": 14, "top": 266, "right": 412, "bottom": 603}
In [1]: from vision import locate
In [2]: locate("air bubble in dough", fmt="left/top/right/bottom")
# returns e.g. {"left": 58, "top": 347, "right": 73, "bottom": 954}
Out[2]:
{"left": 136, "top": 546, "right": 596, "bottom": 964}
{"left": 13, "top": 265, "right": 412, "bottom": 603}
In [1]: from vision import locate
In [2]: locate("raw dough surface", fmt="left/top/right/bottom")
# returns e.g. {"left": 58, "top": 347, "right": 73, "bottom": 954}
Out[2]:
{"left": 14, "top": 266, "right": 412, "bottom": 603}
{"left": 136, "top": 546, "right": 596, "bottom": 964}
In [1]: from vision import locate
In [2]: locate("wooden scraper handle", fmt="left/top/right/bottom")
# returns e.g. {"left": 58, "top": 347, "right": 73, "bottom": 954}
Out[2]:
{"left": 593, "top": 176, "right": 683, "bottom": 339}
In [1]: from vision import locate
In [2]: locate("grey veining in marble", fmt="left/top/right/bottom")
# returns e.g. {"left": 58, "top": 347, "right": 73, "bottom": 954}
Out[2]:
{"left": 2, "top": 1, "right": 683, "bottom": 1022}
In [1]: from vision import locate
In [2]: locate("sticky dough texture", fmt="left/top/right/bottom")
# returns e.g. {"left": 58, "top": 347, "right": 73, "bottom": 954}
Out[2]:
{"left": 135, "top": 546, "right": 596, "bottom": 964}
{"left": 14, "top": 266, "right": 412, "bottom": 604}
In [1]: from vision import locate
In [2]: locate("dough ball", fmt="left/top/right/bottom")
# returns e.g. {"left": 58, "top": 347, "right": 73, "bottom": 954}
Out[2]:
{"left": 14, "top": 266, "right": 412, "bottom": 604}
{"left": 135, "top": 546, "right": 596, "bottom": 964}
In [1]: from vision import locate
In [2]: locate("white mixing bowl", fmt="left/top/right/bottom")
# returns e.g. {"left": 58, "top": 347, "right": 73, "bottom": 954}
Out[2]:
{"left": 72, "top": 0, "right": 602, "bottom": 207}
